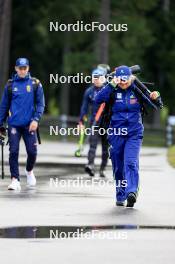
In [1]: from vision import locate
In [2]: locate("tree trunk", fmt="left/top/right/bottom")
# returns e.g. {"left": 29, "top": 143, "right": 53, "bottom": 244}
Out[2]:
{"left": 152, "top": 0, "right": 170, "bottom": 127}
{"left": 163, "top": 0, "right": 170, "bottom": 12}
{"left": 60, "top": 30, "right": 71, "bottom": 115}
{"left": 96, "top": 0, "right": 110, "bottom": 64}
{"left": 0, "top": 0, "right": 11, "bottom": 96}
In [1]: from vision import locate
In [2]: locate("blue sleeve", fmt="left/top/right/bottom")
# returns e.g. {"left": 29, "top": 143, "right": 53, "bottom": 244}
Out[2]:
{"left": 32, "top": 82, "right": 45, "bottom": 122}
{"left": 0, "top": 85, "right": 10, "bottom": 126}
{"left": 79, "top": 88, "right": 90, "bottom": 122}
{"left": 94, "top": 84, "right": 113, "bottom": 104}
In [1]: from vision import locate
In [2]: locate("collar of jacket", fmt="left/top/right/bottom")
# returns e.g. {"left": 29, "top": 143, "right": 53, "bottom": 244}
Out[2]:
{"left": 93, "top": 84, "right": 105, "bottom": 90}
{"left": 13, "top": 73, "right": 31, "bottom": 81}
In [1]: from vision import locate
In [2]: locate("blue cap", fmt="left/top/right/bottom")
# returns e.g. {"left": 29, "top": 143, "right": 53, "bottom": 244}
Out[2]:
{"left": 115, "top": 65, "right": 131, "bottom": 80}
{"left": 92, "top": 68, "right": 105, "bottom": 78}
{"left": 15, "top": 58, "right": 29, "bottom": 67}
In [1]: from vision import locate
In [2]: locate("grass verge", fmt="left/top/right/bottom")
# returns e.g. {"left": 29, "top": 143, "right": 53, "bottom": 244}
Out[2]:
{"left": 167, "top": 146, "right": 175, "bottom": 168}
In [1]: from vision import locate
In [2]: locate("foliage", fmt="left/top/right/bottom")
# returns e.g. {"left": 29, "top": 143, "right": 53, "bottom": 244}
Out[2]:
{"left": 10, "top": 0, "right": 175, "bottom": 116}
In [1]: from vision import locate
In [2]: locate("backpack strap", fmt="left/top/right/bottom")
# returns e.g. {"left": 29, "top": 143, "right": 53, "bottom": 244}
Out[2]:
{"left": 6, "top": 79, "right": 13, "bottom": 98}
{"left": 31, "top": 77, "right": 40, "bottom": 105}
{"left": 6, "top": 79, "right": 13, "bottom": 116}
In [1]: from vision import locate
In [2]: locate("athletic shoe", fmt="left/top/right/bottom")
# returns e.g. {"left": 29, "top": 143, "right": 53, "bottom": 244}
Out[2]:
{"left": 85, "top": 164, "right": 95, "bottom": 176}
{"left": 25, "top": 170, "right": 36, "bottom": 187}
{"left": 126, "top": 192, "right": 136, "bottom": 207}
{"left": 116, "top": 201, "right": 125, "bottom": 206}
{"left": 8, "top": 178, "right": 21, "bottom": 191}
{"left": 99, "top": 170, "right": 106, "bottom": 178}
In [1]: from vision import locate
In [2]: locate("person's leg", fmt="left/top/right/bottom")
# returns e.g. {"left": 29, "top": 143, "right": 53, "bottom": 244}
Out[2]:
{"left": 8, "top": 126, "right": 22, "bottom": 181}
{"left": 124, "top": 135, "right": 142, "bottom": 201}
{"left": 22, "top": 127, "right": 37, "bottom": 172}
{"left": 100, "top": 133, "right": 109, "bottom": 170}
{"left": 87, "top": 131, "right": 99, "bottom": 166}
{"left": 108, "top": 135, "right": 126, "bottom": 202}
{"left": 85, "top": 130, "right": 99, "bottom": 176}
{"left": 99, "top": 134, "right": 109, "bottom": 177}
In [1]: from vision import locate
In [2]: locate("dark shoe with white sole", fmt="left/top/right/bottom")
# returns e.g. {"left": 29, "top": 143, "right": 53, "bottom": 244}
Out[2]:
{"left": 126, "top": 193, "right": 137, "bottom": 208}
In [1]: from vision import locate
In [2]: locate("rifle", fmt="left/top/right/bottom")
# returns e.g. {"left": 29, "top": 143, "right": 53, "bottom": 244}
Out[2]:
{"left": 100, "top": 65, "right": 163, "bottom": 129}
{"left": 108, "top": 65, "right": 163, "bottom": 110}
{"left": 133, "top": 76, "right": 163, "bottom": 110}
{"left": 108, "top": 64, "right": 141, "bottom": 80}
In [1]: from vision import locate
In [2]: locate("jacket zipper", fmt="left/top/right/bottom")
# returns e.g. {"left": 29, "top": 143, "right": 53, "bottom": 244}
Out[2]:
{"left": 125, "top": 91, "right": 129, "bottom": 119}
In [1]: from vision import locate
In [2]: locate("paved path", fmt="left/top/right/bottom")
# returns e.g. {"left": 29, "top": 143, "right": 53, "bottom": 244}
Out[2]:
{"left": 0, "top": 141, "right": 174, "bottom": 263}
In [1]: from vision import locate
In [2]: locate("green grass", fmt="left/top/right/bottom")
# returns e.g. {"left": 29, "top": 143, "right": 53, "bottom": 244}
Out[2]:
{"left": 167, "top": 146, "right": 175, "bottom": 168}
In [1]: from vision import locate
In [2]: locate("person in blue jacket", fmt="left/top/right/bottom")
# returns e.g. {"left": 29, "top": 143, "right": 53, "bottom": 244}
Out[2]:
{"left": 95, "top": 65, "right": 161, "bottom": 207}
{"left": 79, "top": 68, "right": 108, "bottom": 177}
{"left": 0, "top": 58, "right": 45, "bottom": 191}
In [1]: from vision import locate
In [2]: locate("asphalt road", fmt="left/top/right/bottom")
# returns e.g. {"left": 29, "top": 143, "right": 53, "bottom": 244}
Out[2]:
{"left": 0, "top": 142, "right": 174, "bottom": 263}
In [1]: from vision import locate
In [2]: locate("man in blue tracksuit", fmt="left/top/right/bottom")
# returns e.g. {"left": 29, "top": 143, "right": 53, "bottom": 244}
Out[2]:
{"left": 79, "top": 68, "right": 108, "bottom": 177}
{"left": 0, "top": 58, "right": 45, "bottom": 190}
{"left": 95, "top": 65, "right": 161, "bottom": 207}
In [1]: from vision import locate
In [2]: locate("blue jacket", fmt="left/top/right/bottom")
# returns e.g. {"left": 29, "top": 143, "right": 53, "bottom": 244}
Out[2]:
{"left": 79, "top": 85, "right": 105, "bottom": 124}
{"left": 95, "top": 83, "right": 144, "bottom": 136}
{"left": 0, "top": 73, "right": 45, "bottom": 127}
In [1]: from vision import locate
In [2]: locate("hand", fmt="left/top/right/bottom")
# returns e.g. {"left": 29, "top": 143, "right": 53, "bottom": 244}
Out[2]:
{"left": 131, "top": 75, "right": 136, "bottom": 82}
{"left": 0, "top": 126, "right": 6, "bottom": 137}
{"left": 113, "top": 76, "right": 121, "bottom": 85}
{"left": 29, "top": 121, "right": 38, "bottom": 132}
{"left": 109, "top": 77, "right": 119, "bottom": 88}
{"left": 77, "top": 122, "right": 85, "bottom": 133}
{"left": 150, "top": 91, "right": 160, "bottom": 100}
{"left": 82, "top": 115, "right": 88, "bottom": 123}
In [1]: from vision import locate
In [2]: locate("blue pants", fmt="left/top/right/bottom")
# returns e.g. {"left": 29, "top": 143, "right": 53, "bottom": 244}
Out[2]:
{"left": 108, "top": 134, "right": 142, "bottom": 202}
{"left": 8, "top": 126, "right": 37, "bottom": 180}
